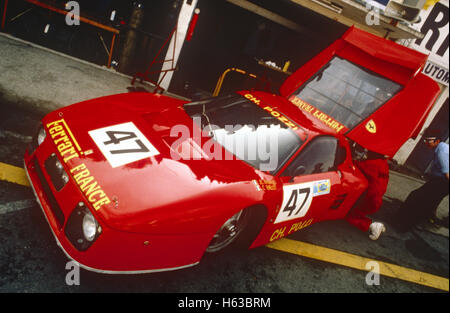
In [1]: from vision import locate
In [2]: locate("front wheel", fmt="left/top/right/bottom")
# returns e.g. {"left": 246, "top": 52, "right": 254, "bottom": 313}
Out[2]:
{"left": 206, "top": 209, "right": 250, "bottom": 253}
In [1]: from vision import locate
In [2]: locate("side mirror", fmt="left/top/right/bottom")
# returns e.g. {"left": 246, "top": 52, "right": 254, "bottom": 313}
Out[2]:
{"left": 295, "top": 165, "right": 306, "bottom": 175}
{"left": 288, "top": 166, "right": 306, "bottom": 182}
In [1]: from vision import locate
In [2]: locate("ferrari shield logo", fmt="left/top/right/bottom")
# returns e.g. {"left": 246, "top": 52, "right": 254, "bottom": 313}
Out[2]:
{"left": 365, "top": 120, "right": 376, "bottom": 133}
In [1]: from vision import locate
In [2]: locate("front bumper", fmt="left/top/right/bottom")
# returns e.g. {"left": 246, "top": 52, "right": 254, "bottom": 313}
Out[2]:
{"left": 24, "top": 141, "right": 204, "bottom": 273}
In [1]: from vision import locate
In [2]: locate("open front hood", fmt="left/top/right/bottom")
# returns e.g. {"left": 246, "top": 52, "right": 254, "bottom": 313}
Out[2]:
{"left": 280, "top": 26, "right": 441, "bottom": 158}
{"left": 42, "top": 92, "right": 261, "bottom": 233}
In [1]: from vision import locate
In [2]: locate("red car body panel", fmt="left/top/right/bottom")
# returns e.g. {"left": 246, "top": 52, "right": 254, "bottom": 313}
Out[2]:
{"left": 40, "top": 93, "right": 261, "bottom": 236}
{"left": 24, "top": 27, "right": 438, "bottom": 273}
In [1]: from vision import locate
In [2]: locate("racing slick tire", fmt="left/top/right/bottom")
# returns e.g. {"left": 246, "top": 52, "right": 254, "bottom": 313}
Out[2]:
{"left": 205, "top": 206, "right": 267, "bottom": 254}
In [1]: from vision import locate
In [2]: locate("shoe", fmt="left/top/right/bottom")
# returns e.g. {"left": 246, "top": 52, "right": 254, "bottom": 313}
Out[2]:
{"left": 369, "top": 222, "right": 386, "bottom": 240}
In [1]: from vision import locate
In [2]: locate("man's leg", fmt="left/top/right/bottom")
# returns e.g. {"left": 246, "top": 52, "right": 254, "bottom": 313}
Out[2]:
{"left": 395, "top": 179, "right": 444, "bottom": 231}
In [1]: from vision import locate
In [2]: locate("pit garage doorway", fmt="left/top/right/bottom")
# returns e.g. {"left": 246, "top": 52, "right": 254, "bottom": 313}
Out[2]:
{"left": 169, "top": 0, "right": 348, "bottom": 98}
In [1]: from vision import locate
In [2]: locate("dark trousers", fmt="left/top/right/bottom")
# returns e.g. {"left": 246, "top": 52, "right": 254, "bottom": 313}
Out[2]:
{"left": 395, "top": 176, "right": 449, "bottom": 232}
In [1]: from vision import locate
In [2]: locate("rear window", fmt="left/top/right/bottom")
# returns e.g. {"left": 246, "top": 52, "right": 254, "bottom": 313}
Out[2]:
{"left": 291, "top": 57, "right": 402, "bottom": 129}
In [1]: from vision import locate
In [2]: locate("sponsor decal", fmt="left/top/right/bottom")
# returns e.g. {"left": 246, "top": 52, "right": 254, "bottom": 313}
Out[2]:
{"left": 243, "top": 93, "right": 299, "bottom": 130}
{"left": 313, "top": 179, "right": 331, "bottom": 196}
{"left": 253, "top": 179, "right": 277, "bottom": 191}
{"left": 46, "top": 119, "right": 110, "bottom": 211}
{"left": 70, "top": 163, "right": 111, "bottom": 211}
{"left": 289, "top": 96, "right": 346, "bottom": 133}
{"left": 270, "top": 218, "right": 313, "bottom": 241}
{"left": 46, "top": 119, "right": 83, "bottom": 163}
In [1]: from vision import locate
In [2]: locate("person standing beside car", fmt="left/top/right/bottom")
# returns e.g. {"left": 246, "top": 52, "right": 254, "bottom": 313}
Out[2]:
{"left": 395, "top": 128, "right": 449, "bottom": 231}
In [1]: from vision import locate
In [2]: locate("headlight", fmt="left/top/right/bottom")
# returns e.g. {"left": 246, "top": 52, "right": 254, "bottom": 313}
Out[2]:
{"left": 65, "top": 202, "right": 102, "bottom": 251}
{"left": 29, "top": 124, "right": 46, "bottom": 154}
{"left": 82, "top": 210, "right": 98, "bottom": 242}
{"left": 37, "top": 127, "right": 46, "bottom": 145}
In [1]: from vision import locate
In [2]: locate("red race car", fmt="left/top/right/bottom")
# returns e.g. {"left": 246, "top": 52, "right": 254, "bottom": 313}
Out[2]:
{"left": 24, "top": 27, "right": 440, "bottom": 273}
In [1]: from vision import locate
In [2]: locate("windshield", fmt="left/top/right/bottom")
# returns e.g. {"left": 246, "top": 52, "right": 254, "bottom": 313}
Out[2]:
{"left": 290, "top": 57, "right": 402, "bottom": 130}
{"left": 183, "top": 94, "right": 303, "bottom": 173}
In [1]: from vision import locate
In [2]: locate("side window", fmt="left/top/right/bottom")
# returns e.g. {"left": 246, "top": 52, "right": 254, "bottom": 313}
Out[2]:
{"left": 283, "top": 136, "right": 344, "bottom": 177}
